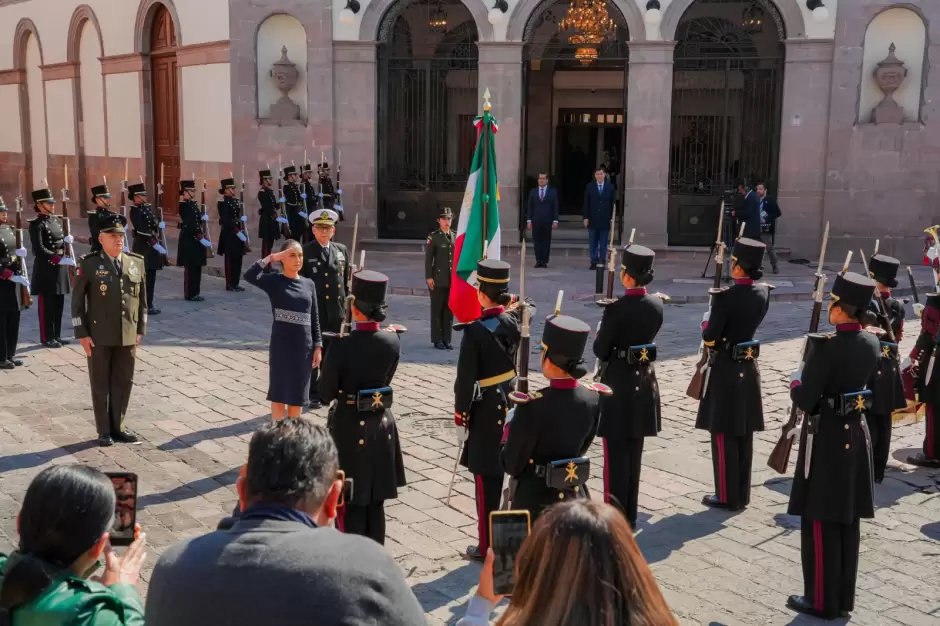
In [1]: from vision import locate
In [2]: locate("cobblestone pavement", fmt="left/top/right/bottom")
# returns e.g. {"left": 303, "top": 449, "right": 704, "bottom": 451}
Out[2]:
{"left": 1, "top": 258, "right": 938, "bottom": 626}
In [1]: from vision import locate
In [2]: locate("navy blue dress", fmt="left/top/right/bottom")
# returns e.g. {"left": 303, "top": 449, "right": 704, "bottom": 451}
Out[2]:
{"left": 244, "top": 260, "right": 322, "bottom": 406}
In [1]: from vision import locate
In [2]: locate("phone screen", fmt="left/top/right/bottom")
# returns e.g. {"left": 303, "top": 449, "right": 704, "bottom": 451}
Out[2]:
{"left": 105, "top": 472, "right": 138, "bottom": 547}
{"left": 489, "top": 511, "right": 531, "bottom": 596}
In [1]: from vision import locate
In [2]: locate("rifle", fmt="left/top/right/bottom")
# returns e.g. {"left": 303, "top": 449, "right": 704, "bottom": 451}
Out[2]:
{"left": 120, "top": 159, "right": 129, "bottom": 252}
{"left": 200, "top": 178, "right": 215, "bottom": 258}
{"left": 860, "top": 248, "right": 896, "bottom": 343}
{"left": 908, "top": 266, "right": 920, "bottom": 307}
{"left": 335, "top": 150, "right": 345, "bottom": 221}
{"left": 60, "top": 165, "right": 77, "bottom": 286}
{"left": 509, "top": 236, "right": 530, "bottom": 400}
{"left": 686, "top": 201, "right": 728, "bottom": 399}
{"left": 595, "top": 211, "right": 625, "bottom": 307}
{"left": 276, "top": 156, "right": 292, "bottom": 240}
{"left": 156, "top": 164, "right": 170, "bottom": 264}
{"left": 238, "top": 166, "right": 252, "bottom": 253}
{"left": 14, "top": 177, "right": 32, "bottom": 308}
{"left": 767, "top": 221, "right": 832, "bottom": 474}
{"left": 347, "top": 213, "right": 360, "bottom": 294}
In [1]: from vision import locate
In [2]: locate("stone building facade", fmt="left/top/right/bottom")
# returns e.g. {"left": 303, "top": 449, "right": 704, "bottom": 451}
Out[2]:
{"left": 0, "top": 0, "right": 935, "bottom": 260}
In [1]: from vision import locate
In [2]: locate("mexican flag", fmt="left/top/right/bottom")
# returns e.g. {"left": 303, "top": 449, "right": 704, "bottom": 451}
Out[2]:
{"left": 448, "top": 108, "right": 501, "bottom": 324}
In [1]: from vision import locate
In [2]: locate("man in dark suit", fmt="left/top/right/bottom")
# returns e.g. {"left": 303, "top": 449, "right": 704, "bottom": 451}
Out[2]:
{"left": 526, "top": 172, "right": 559, "bottom": 268}
{"left": 756, "top": 182, "right": 781, "bottom": 274}
{"left": 582, "top": 166, "right": 615, "bottom": 270}
{"left": 145, "top": 419, "right": 425, "bottom": 626}
{"left": 731, "top": 179, "right": 762, "bottom": 240}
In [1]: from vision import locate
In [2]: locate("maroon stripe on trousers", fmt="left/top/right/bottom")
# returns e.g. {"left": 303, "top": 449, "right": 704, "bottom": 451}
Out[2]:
{"left": 813, "top": 520, "right": 824, "bottom": 612}
{"left": 38, "top": 295, "right": 46, "bottom": 343}
{"left": 716, "top": 433, "right": 728, "bottom": 503}
{"left": 475, "top": 476, "right": 488, "bottom": 554}
{"left": 336, "top": 503, "right": 345, "bottom": 532}
{"left": 602, "top": 438, "right": 611, "bottom": 504}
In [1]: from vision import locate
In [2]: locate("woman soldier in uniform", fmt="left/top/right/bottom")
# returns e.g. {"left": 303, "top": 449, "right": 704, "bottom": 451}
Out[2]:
{"left": 318, "top": 270, "right": 405, "bottom": 545}
{"left": 29, "top": 186, "right": 73, "bottom": 348}
{"left": 454, "top": 259, "right": 531, "bottom": 561}
{"left": 696, "top": 238, "right": 771, "bottom": 511}
{"left": 864, "top": 255, "right": 906, "bottom": 483}
{"left": 501, "top": 314, "right": 602, "bottom": 523}
{"left": 786, "top": 272, "right": 881, "bottom": 620}
{"left": 593, "top": 244, "right": 664, "bottom": 529}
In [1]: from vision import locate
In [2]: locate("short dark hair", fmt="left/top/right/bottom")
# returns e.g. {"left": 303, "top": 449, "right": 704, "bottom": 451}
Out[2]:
{"left": 735, "top": 177, "right": 749, "bottom": 190}
{"left": 595, "top": 166, "right": 607, "bottom": 174}
{"left": 246, "top": 419, "right": 339, "bottom": 509}
{"left": 755, "top": 181, "right": 767, "bottom": 189}
{"left": 538, "top": 172, "right": 549, "bottom": 178}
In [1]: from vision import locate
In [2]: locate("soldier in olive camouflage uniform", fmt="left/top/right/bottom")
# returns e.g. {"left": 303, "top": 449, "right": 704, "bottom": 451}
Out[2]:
{"left": 424, "top": 207, "right": 454, "bottom": 349}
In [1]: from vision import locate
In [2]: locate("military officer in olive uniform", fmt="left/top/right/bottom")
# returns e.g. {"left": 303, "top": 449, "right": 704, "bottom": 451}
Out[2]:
{"left": 301, "top": 209, "right": 350, "bottom": 408}
{"left": 72, "top": 211, "right": 147, "bottom": 447}
{"left": 501, "top": 314, "right": 601, "bottom": 523}
{"left": 257, "top": 169, "right": 281, "bottom": 259}
{"left": 29, "top": 187, "right": 73, "bottom": 348}
{"left": 177, "top": 180, "right": 208, "bottom": 302}
{"left": 786, "top": 271, "right": 881, "bottom": 620}
{"left": 424, "top": 206, "right": 454, "bottom": 349}
{"left": 218, "top": 178, "right": 247, "bottom": 292}
{"left": 0, "top": 196, "right": 29, "bottom": 368}
{"left": 128, "top": 182, "right": 166, "bottom": 315}
{"left": 283, "top": 166, "right": 307, "bottom": 242}
{"left": 87, "top": 184, "right": 119, "bottom": 255}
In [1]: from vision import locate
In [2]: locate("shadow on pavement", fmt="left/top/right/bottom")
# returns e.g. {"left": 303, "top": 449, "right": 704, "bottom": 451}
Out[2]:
{"left": 157, "top": 416, "right": 268, "bottom": 452}
{"left": 409, "top": 562, "right": 482, "bottom": 620}
{"left": 139, "top": 467, "right": 240, "bottom": 509}
{"left": 635, "top": 508, "right": 735, "bottom": 565}
{"left": 0, "top": 440, "right": 98, "bottom": 475}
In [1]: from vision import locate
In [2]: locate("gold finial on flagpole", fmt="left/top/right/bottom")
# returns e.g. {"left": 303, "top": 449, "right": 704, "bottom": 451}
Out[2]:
{"left": 482, "top": 88, "right": 492, "bottom": 112}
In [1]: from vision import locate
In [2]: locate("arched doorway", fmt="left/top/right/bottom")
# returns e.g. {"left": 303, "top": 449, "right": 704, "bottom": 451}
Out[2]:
{"left": 148, "top": 4, "right": 180, "bottom": 217}
{"left": 521, "top": 0, "right": 629, "bottom": 235}
{"left": 666, "top": 0, "right": 785, "bottom": 246}
{"left": 377, "top": 0, "right": 479, "bottom": 239}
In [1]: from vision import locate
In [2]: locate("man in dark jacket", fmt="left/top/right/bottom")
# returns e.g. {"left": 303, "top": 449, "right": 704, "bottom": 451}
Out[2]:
{"left": 145, "top": 419, "right": 425, "bottom": 626}
{"left": 582, "top": 167, "right": 615, "bottom": 270}
{"left": 731, "top": 179, "right": 762, "bottom": 240}
{"left": 756, "top": 182, "right": 782, "bottom": 273}
{"left": 526, "top": 172, "right": 559, "bottom": 268}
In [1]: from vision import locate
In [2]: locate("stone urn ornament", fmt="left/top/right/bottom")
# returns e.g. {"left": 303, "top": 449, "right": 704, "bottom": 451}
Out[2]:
{"left": 872, "top": 42, "right": 908, "bottom": 125}
{"left": 269, "top": 45, "right": 301, "bottom": 122}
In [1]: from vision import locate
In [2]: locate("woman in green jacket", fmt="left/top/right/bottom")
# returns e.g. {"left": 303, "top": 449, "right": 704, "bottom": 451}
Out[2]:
{"left": 0, "top": 465, "right": 147, "bottom": 625}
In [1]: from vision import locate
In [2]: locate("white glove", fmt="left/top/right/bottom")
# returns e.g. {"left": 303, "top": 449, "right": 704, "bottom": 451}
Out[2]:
{"left": 298, "top": 212, "right": 308, "bottom": 219}
{"left": 15, "top": 247, "right": 27, "bottom": 258}
{"left": 279, "top": 196, "right": 286, "bottom": 203}
{"left": 301, "top": 193, "right": 307, "bottom": 200}
{"left": 456, "top": 427, "right": 469, "bottom": 444}
{"left": 334, "top": 204, "right": 344, "bottom": 213}
{"left": 199, "top": 238, "right": 212, "bottom": 248}
{"left": 158, "top": 221, "right": 166, "bottom": 230}
{"left": 10, "top": 275, "right": 29, "bottom": 288}
{"left": 336, "top": 189, "right": 343, "bottom": 196}
{"left": 928, "top": 247, "right": 939, "bottom": 261}
{"left": 789, "top": 369, "right": 802, "bottom": 386}
{"left": 236, "top": 232, "right": 248, "bottom": 243}
{"left": 318, "top": 192, "right": 325, "bottom": 199}
{"left": 63, "top": 235, "right": 74, "bottom": 244}
{"left": 58, "top": 257, "right": 76, "bottom": 267}
{"left": 900, "top": 357, "right": 911, "bottom": 370}
{"left": 914, "top": 302, "right": 925, "bottom": 318}
{"left": 153, "top": 243, "right": 168, "bottom": 255}
{"left": 276, "top": 216, "right": 289, "bottom": 224}
{"left": 240, "top": 215, "right": 248, "bottom": 223}
{"left": 702, "top": 311, "right": 710, "bottom": 323}
{"left": 785, "top": 422, "right": 801, "bottom": 441}
{"left": 201, "top": 213, "right": 209, "bottom": 221}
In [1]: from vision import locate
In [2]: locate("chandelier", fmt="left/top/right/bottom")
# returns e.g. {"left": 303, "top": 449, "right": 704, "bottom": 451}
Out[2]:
{"left": 559, "top": 0, "right": 615, "bottom": 65}
{"left": 741, "top": 4, "right": 764, "bottom": 34}
{"left": 428, "top": 4, "right": 448, "bottom": 32}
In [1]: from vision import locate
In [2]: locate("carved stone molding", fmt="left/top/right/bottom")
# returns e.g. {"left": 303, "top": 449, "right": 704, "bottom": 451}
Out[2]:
{"left": 0, "top": 68, "right": 26, "bottom": 85}
{"left": 99, "top": 52, "right": 146, "bottom": 75}
{"left": 41, "top": 61, "right": 80, "bottom": 81}
{"left": 265, "top": 46, "right": 301, "bottom": 124}
{"left": 176, "top": 40, "right": 230, "bottom": 67}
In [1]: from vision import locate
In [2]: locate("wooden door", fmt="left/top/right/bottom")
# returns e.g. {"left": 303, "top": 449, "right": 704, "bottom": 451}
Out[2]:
{"left": 150, "top": 5, "right": 180, "bottom": 217}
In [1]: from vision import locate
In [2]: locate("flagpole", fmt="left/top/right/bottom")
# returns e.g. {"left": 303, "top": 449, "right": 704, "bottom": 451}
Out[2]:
{"left": 481, "top": 88, "right": 491, "bottom": 260}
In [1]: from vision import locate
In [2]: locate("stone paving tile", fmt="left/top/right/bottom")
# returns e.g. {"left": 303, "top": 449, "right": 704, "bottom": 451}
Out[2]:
{"left": 0, "top": 253, "right": 938, "bottom": 625}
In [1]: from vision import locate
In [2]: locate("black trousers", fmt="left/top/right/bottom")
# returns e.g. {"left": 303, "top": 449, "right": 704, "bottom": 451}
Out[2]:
{"left": 310, "top": 333, "right": 335, "bottom": 402}
{"left": 341, "top": 501, "right": 387, "bottom": 545}
{"left": 710, "top": 432, "right": 753, "bottom": 509}
{"left": 603, "top": 437, "right": 644, "bottom": 528}
{"left": 924, "top": 404, "right": 940, "bottom": 461}
{"left": 88, "top": 345, "right": 137, "bottom": 436}
{"left": 532, "top": 222, "right": 553, "bottom": 265}
{"left": 0, "top": 310, "right": 20, "bottom": 362}
{"left": 800, "top": 517, "right": 860, "bottom": 619}
{"left": 183, "top": 266, "right": 202, "bottom": 300}
{"left": 224, "top": 254, "right": 244, "bottom": 289}
{"left": 430, "top": 287, "right": 453, "bottom": 345}
{"left": 37, "top": 294, "right": 64, "bottom": 343}
{"left": 865, "top": 412, "right": 891, "bottom": 482}
{"left": 145, "top": 270, "right": 157, "bottom": 309}
{"left": 474, "top": 474, "right": 503, "bottom": 553}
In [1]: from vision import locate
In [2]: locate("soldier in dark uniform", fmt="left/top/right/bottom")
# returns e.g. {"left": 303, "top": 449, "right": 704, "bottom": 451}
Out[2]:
{"left": 786, "top": 271, "right": 880, "bottom": 620}
{"left": 72, "top": 211, "right": 148, "bottom": 447}
{"left": 218, "top": 178, "right": 247, "bottom": 292}
{"left": 300, "top": 164, "right": 317, "bottom": 244}
{"left": 864, "top": 255, "right": 906, "bottom": 483}
{"left": 128, "top": 182, "right": 166, "bottom": 315}
{"left": 28, "top": 187, "right": 72, "bottom": 348}
{"left": 0, "top": 196, "right": 28, "bottom": 368}
{"left": 501, "top": 314, "right": 601, "bottom": 523}
{"left": 593, "top": 244, "right": 664, "bottom": 528}
{"left": 87, "top": 184, "right": 118, "bottom": 255}
{"left": 283, "top": 166, "right": 307, "bottom": 242}
{"left": 257, "top": 169, "right": 281, "bottom": 259}
{"left": 177, "top": 180, "right": 207, "bottom": 302}
{"left": 318, "top": 162, "right": 336, "bottom": 212}
{"left": 454, "top": 259, "right": 529, "bottom": 561}
{"left": 907, "top": 292, "right": 940, "bottom": 468}
{"left": 319, "top": 269, "right": 406, "bottom": 545}
{"left": 696, "top": 238, "right": 771, "bottom": 511}
{"left": 424, "top": 206, "right": 454, "bottom": 350}
{"left": 301, "top": 209, "right": 350, "bottom": 408}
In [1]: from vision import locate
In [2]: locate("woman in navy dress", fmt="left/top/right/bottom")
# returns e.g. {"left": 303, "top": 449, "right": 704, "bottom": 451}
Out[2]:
{"left": 244, "top": 240, "right": 322, "bottom": 419}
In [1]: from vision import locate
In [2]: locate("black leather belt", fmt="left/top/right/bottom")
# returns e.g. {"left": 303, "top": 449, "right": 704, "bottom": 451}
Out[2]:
{"left": 612, "top": 344, "right": 657, "bottom": 364}
{"left": 727, "top": 340, "right": 760, "bottom": 362}
{"left": 532, "top": 457, "right": 590, "bottom": 489}
{"left": 826, "top": 390, "right": 872, "bottom": 417}
{"left": 344, "top": 386, "right": 393, "bottom": 411}
{"left": 879, "top": 341, "right": 899, "bottom": 360}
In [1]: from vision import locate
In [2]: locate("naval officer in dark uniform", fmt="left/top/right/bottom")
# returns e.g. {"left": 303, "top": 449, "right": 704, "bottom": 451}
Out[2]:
{"left": 0, "top": 196, "right": 28, "bottom": 368}
{"left": 72, "top": 211, "right": 147, "bottom": 447}
{"left": 301, "top": 209, "right": 350, "bottom": 408}
{"left": 501, "top": 314, "right": 601, "bottom": 523}
{"left": 786, "top": 271, "right": 880, "bottom": 620}
{"left": 319, "top": 270, "right": 406, "bottom": 545}
{"left": 87, "top": 184, "right": 119, "bottom": 255}
{"left": 257, "top": 169, "right": 281, "bottom": 259}
{"left": 424, "top": 206, "right": 454, "bottom": 350}
{"left": 283, "top": 166, "right": 307, "bottom": 242}
{"left": 696, "top": 237, "right": 771, "bottom": 511}
{"left": 218, "top": 178, "right": 247, "bottom": 292}
{"left": 177, "top": 180, "right": 208, "bottom": 302}
{"left": 128, "top": 182, "right": 166, "bottom": 315}
{"left": 593, "top": 243, "right": 665, "bottom": 528}
{"left": 29, "top": 187, "right": 72, "bottom": 348}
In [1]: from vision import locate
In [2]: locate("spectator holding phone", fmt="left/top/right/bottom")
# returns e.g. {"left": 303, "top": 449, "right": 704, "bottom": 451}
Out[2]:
{"left": 0, "top": 465, "right": 147, "bottom": 625}
{"left": 457, "top": 500, "right": 677, "bottom": 626}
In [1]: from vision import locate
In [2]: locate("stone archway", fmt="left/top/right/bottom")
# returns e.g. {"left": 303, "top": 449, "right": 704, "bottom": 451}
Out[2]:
{"left": 67, "top": 6, "right": 107, "bottom": 208}
{"left": 359, "top": 0, "right": 493, "bottom": 42}
{"left": 506, "top": 0, "right": 645, "bottom": 42}
{"left": 14, "top": 18, "right": 44, "bottom": 189}
{"left": 660, "top": 0, "right": 805, "bottom": 41}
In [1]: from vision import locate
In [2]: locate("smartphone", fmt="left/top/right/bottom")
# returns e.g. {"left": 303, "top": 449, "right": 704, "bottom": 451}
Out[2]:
{"left": 105, "top": 472, "right": 138, "bottom": 547}
{"left": 339, "top": 478, "right": 354, "bottom": 507}
{"left": 489, "top": 510, "right": 531, "bottom": 596}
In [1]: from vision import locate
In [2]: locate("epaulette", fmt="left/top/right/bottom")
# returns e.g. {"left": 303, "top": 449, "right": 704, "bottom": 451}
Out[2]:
{"left": 125, "top": 252, "right": 144, "bottom": 260}
{"left": 708, "top": 286, "right": 729, "bottom": 295}
{"left": 582, "top": 381, "right": 613, "bottom": 396}
{"left": 383, "top": 324, "right": 407, "bottom": 334}
{"left": 651, "top": 292, "right": 671, "bottom": 302}
{"left": 509, "top": 389, "right": 543, "bottom": 405}
{"left": 759, "top": 282, "right": 777, "bottom": 291}
{"left": 78, "top": 252, "right": 95, "bottom": 262}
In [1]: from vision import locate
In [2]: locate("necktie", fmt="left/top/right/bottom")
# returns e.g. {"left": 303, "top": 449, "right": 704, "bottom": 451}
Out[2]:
{"left": 113, "top": 257, "right": 122, "bottom": 275}
{"left": 598, "top": 184, "right": 603, "bottom": 194}
{"left": 539, "top": 188, "right": 544, "bottom": 201}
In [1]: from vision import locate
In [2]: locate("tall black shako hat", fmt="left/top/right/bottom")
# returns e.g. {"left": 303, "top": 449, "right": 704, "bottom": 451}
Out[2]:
{"left": 219, "top": 178, "right": 236, "bottom": 194}
{"left": 476, "top": 259, "right": 510, "bottom": 287}
{"left": 259, "top": 169, "right": 272, "bottom": 182}
{"left": 98, "top": 210, "right": 127, "bottom": 234}
{"left": 542, "top": 315, "right": 590, "bottom": 378}
{"left": 283, "top": 165, "right": 297, "bottom": 177}
{"left": 32, "top": 188, "right": 56, "bottom": 204}
{"left": 731, "top": 237, "right": 765, "bottom": 270}
{"left": 830, "top": 271, "right": 876, "bottom": 312}
{"left": 179, "top": 180, "right": 196, "bottom": 194}
{"left": 621, "top": 244, "right": 655, "bottom": 278}
{"left": 352, "top": 269, "right": 389, "bottom": 321}
{"left": 868, "top": 254, "right": 900, "bottom": 289}
{"left": 91, "top": 184, "right": 111, "bottom": 200}
{"left": 127, "top": 183, "right": 147, "bottom": 198}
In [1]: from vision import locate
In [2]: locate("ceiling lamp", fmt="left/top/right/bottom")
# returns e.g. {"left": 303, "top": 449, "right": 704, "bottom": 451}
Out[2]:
{"left": 644, "top": 0, "right": 661, "bottom": 27}
{"left": 575, "top": 46, "right": 599, "bottom": 65}
{"left": 741, "top": 4, "right": 764, "bottom": 34}
{"left": 559, "top": 0, "right": 615, "bottom": 65}
{"left": 488, "top": 0, "right": 509, "bottom": 25}
{"left": 806, "top": 0, "right": 829, "bottom": 23}
{"left": 339, "top": 0, "right": 360, "bottom": 25}
{"left": 428, "top": 5, "right": 448, "bottom": 32}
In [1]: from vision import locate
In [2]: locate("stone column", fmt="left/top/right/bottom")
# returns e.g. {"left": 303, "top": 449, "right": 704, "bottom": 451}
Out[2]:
{"left": 776, "top": 39, "right": 834, "bottom": 257}
{"left": 334, "top": 41, "right": 378, "bottom": 242}
{"left": 623, "top": 41, "right": 675, "bottom": 248}
{"left": 477, "top": 42, "right": 523, "bottom": 241}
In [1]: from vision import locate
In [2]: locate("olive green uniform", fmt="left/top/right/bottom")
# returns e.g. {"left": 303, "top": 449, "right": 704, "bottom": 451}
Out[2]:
{"left": 71, "top": 250, "right": 147, "bottom": 437}
{"left": 424, "top": 228, "right": 454, "bottom": 346}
